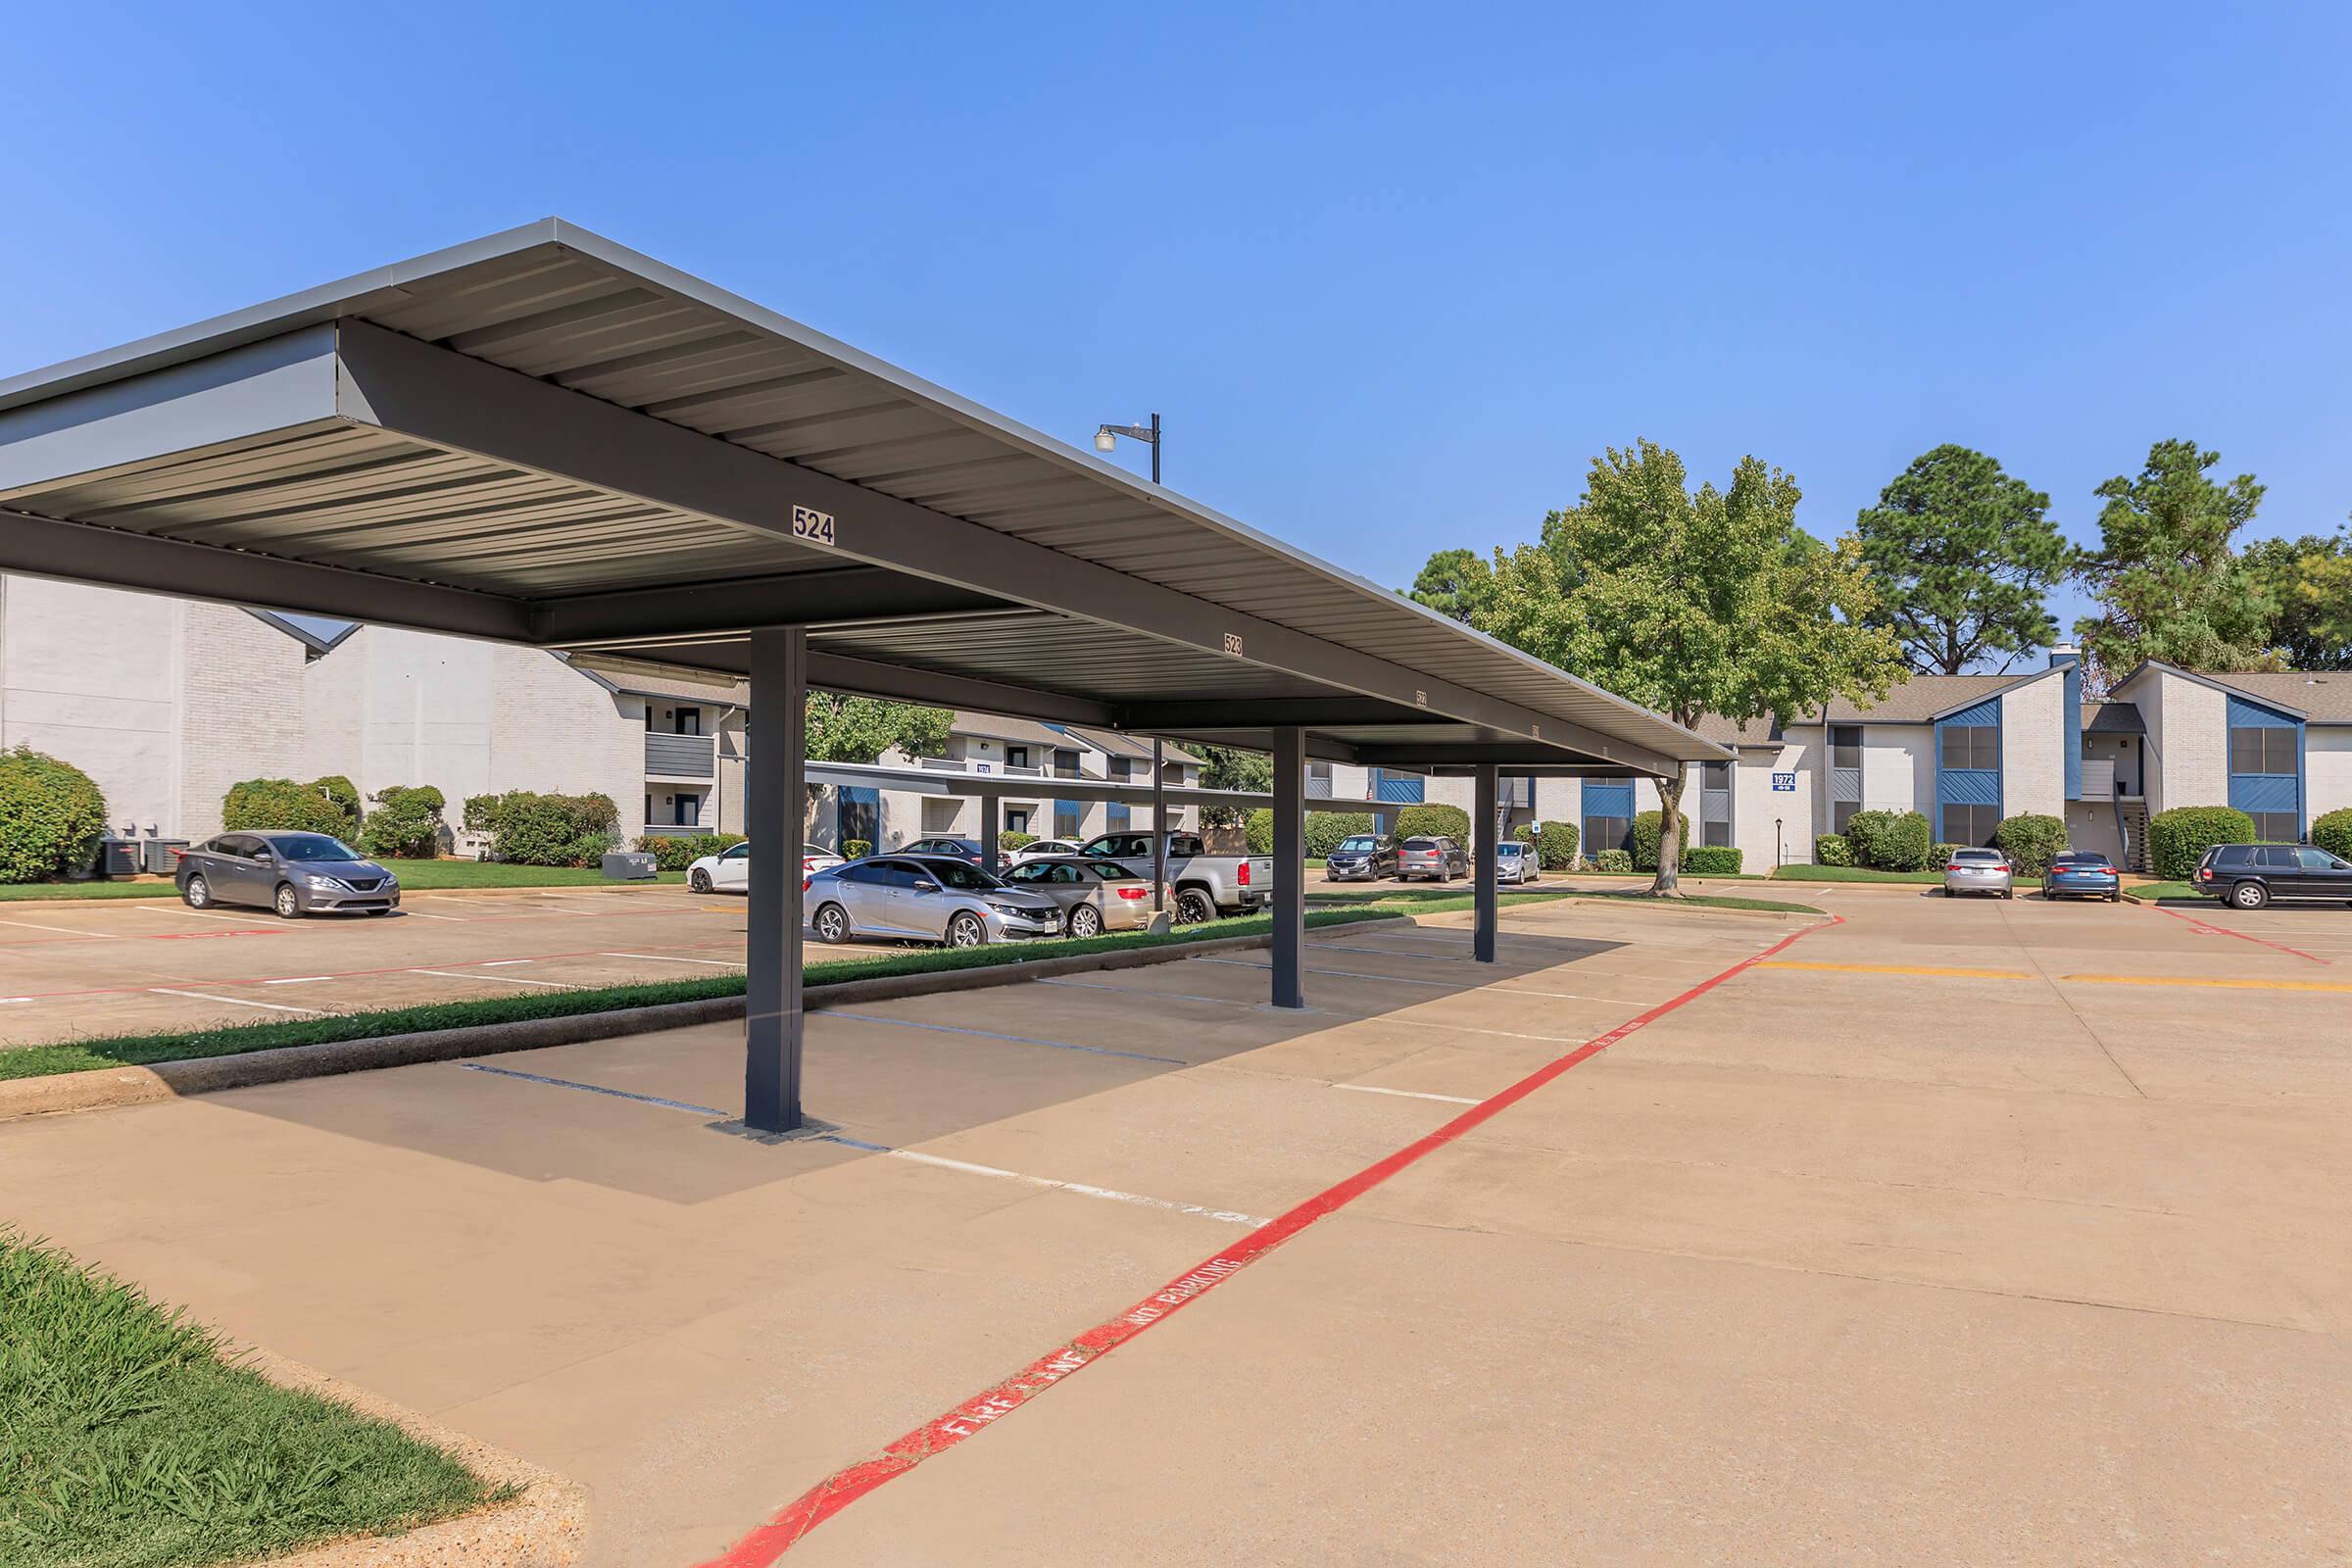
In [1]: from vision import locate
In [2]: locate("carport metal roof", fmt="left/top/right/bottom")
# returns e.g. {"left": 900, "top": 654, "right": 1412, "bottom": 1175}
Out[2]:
{"left": 0, "top": 220, "right": 1724, "bottom": 778}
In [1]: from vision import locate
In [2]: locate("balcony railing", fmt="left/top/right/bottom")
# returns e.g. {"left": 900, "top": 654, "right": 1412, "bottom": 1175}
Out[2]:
{"left": 645, "top": 732, "right": 716, "bottom": 778}
{"left": 2079, "top": 759, "right": 2116, "bottom": 799}
{"left": 1305, "top": 772, "right": 1335, "bottom": 800}
{"left": 915, "top": 757, "right": 1048, "bottom": 777}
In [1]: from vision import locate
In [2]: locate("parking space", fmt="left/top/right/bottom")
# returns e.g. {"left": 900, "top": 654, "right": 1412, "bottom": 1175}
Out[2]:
{"left": 1, "top": 889, "right": 2347, "bottom": 1564}
{"left": 0, "top": 885, "right": 920, "bottom": 1046}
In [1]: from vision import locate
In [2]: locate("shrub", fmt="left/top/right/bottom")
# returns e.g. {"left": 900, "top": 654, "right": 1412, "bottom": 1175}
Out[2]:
{"left": 1245, "top": 809, "right": 1380, "bottom": 858}
{"left": 1845, "top": 808, "right": 1932, "bottom": 871}
{"left": 1929, "top": 842, "right": 1957, "bottom": 868}
{"left": 461, "top": 791, "right": 619, "bottom": 866}
{"left": 1389, "top": 804, "right": 1472, "bottom": 845}
{"left": 1530, "top": 819, "right": 1580, "bottom": 870}
{"left": 633, "top": 831, "right": 744, "bottom": 871}
{"left": 0, "top": 747, "right": 108, "bottom": 883}
{"left": 2148, "top": 805, "right": 2255, "bottom": 881}
{"left": 2312, "top": 808, "right": 2352, "bottom": 861}
{"left": 359, "top": 785, "right": 447, "bottom": 859}
{"left": 1631, "top": 808, "right": 1690, "bottom": 870}
{"left": 1595, "top": 848, "right": 1633, "bottom": 873}
{"left": 1993, "top": 813, "right": 2068, "bottom": 877}
{"left": 999, "top": 831, "right": 1036, "bottom": 854}
{"left": 843, "top": 838, "right": 872, "bottom": 858}
{"left": 1814, "top": 833, "right": 1854, "bottom": 867}
{"left": 222, "top": 776, "right": 359, "bottom": 839}
{"left": 1684, "top": 844, "right": 1743, "bottom": 875}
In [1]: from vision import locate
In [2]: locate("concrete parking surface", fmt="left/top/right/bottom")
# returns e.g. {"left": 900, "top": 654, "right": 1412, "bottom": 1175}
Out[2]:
{"left": 1, "top": 888, "right": 2347, "bottom": 1565}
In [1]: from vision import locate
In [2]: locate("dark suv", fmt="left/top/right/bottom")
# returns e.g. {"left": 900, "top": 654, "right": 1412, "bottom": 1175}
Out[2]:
{"left": 2192, "top": 842, "right": 2352, "bottom": 909}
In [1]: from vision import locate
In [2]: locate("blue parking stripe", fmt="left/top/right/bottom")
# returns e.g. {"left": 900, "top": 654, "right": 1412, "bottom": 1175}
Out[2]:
{"left": 827, "top": 1010, "right": 1186, "bottom": 1064}
{"left": 459, "top": 1061, "right": 726, "bottom": 1116}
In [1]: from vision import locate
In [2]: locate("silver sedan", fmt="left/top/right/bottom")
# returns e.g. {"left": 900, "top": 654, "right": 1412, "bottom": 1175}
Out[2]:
{"left": 806, "top": 854, "right": 1060, "bottom": 947}
{"left": 1942, "top": 847, "right": 2014, "bottom": 899}
{"left": 999, "top": 855, "right": 1164, "bottom": 936}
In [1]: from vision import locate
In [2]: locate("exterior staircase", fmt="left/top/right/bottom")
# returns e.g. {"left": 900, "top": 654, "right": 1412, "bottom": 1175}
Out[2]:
{"left": 2119, "top": 798, "right": 2150, "bottom": 872}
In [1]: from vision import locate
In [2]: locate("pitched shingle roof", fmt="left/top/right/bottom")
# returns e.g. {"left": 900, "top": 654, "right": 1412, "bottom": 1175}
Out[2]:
{"left": 2189, "top": 670, "right": 2352, "bottom": 722}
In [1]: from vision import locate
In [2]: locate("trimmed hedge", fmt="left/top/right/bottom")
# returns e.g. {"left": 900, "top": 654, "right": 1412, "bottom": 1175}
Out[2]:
{"left": 222, "top": 776, "right": 362, "bottom": 839}
{"left": 359, "top": 784, "right": 447, "bottom": 859}
{"left": 1930, "top": 842, "right": 1957, "bottom": 868}
{"left": 2148, "top": 806, "right": 2255, "bottom": 881}
{"left": 999, "top": 830, "right": 1036, "bottom": 854}
{"left": 2313, "top": 808, "right": 2352, "bottom": 861}
{"left": 1245, "top": 808, "right": 1381, "bottom": 858}
{"left": 1993, "top": 813, "right": 2068, "bottom": 877}
{"left": 1684, "top": 844, "right": 1743, "bottom": 875}
{"left": 1847, "top": 808, "right": 1933, "bottom": 871}
{"left": 1595, "top": 848, "right": 1633, "bottom": 872}
{"left": 1631, "top": 808, "right": 1690, "bottom": 871}
{"left": 0, "top": 747, "right": 108, "bottom": 884}
{"left": 635, "top": 831, "right": 745, "bottom": 871}
{"left": 1814, "top": 833, "right": 1854, "bottom": 867}
{"left": 461, "top": 791, "right": 619, "bottom": 867}
{"left": 843, "top": 838, "right": 872, "bottom": 858}
{"left": 1527, "top": 819, "right": 1580, "bottom": 870}
{"left": 1390, "top": 804, "right": 1472, "bottom": 845}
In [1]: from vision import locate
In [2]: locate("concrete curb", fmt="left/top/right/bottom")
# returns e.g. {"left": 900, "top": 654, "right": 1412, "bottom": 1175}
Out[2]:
{"left": 0, "top": 923, "right": 1369, "bottom": 1123}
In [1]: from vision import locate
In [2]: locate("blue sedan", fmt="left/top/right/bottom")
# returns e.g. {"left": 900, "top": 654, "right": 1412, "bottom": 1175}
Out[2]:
{"left": 2043, "top": 851, "right": 2121, "bottom": 903}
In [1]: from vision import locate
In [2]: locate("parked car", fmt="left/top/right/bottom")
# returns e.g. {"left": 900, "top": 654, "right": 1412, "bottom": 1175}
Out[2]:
{"left": 1324, "top": 833, "right": 1396, "bottom": 882}
{"left": 1942, "top": 846, "right": 2013, "bottom": 899}
{"left": 686, "top": 843, "right": 843, "bottom": 894}
{"left": 901, "top": 836, "right": 985, "bottom": 862}
{"left": 177, "top": 831, "right": 400, "bottom": 917}
{"left": 999, "top": 855, "right": 1162, "bottom": 936}
{"left": 805, "top": 854, "right": 1060, "bottom": 947}
{"left": 1076, "top": 831, "right": 1272, "bottom": 924}
{"left": 2043, "top": 851, "right": 2121, "bottom": 903}
{"left": 2192, "top": 842, "right": 2352, "bottom": 908}
{"left": 1005, "top": 837, "right": 1086, "bottom": 865}
{"left": 1495, "top": 840, "right": 1539, "bottom": 885}
{"left": 1395, "top": 835, "right": 1468, "bottom": 882}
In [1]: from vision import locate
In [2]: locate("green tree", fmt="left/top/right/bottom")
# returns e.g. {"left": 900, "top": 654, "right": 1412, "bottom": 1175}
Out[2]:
{"left": 2073, "top": 440, "right": 2277, "bottom": 689}
{"left": 1403, "top": 548, "right": 1495, "bottom": 623}
{"left": 802, "top": 694, "right": 952, "bottom": 833}
{"left": 2242, "top": 529, "right": 2352, "bottom": 670}
{"left": 1194, "top": 744, "right": 1273, "bottom": 828}
{"left": 1855, "top": 445, "right": 2072, "bottom": 673}
{"left": 1477, "top": 441, "right": 1903, "bottom": 895}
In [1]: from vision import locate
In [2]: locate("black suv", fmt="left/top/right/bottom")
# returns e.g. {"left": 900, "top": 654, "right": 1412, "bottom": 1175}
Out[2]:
{"left": 2192, "top": 842, "right": 2352, "bottom": 909}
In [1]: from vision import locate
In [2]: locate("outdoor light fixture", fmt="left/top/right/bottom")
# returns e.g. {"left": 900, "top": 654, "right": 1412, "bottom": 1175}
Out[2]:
{"left": 1092, "top": 413, "right": 1161, "bottom": 484}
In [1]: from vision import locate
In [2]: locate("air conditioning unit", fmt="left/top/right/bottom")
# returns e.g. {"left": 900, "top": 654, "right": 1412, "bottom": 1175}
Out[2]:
{"left": 99, "top": 838, "right": 144, "bottom": 877}
{"left": 143, "top": 839, "right": 190, "bottom": 874}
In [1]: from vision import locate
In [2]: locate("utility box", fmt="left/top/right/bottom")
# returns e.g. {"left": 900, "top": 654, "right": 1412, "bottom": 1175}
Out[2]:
{"left": 602, "top": 851, "right": 658, "bottom": 881}
{"left": 143, "top": 839, "right": 190, "bottom": 875}
{"left": 100, "top": 839, "right": 145, "bottom": 877}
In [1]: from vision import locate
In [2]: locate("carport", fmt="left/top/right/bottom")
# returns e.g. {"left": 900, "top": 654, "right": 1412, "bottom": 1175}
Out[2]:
{"left": 0, "top": 219, "right": 1726, "bottom": 1134}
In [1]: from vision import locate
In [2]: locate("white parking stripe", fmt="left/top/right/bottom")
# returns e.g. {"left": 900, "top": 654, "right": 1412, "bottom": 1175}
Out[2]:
{"left": 602, "top": 952, "right": 742, "bottom": 967}
{"left": 1331, "top": 1082, "right": 1481, "bottom": 1105}
{"left": 0, "top": 914, "right": 107, "bottom": 937}
{"left": 148, "top": 987, "right": 323, "bottom": 1015}
{"left": 1035, "top": 976, "right": 1593, "bottom": 1046}
{"left": 263, "top": 976, "right": 336, "bottom": 986}
{"left": 397, "top": 909, "right": 468, "bottom": 921}
{"left": 409, "top": 967, "right": 570, "bottom": 989}
{"left": 131, "top": 905, "right": 268, "bottom": 923}
{"left": 837, "top": 1140, "right": 1270, "bottom": 1226}
{"left": 1192, "top": 956, "right": 1658, "bottom": 1007}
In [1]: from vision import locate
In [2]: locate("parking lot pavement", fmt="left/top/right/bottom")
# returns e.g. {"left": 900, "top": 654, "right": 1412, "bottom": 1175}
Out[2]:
{"left": 0, "top": 885, "right": 915, "bottom": 1046}
{"left": 2, "top": 890, "right": 2348, "bottom": 1565}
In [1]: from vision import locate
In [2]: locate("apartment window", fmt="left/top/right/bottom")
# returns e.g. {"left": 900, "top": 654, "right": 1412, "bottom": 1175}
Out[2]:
{"left": 1005, "top": 808, "right": 1031, "bottom": 834}
{"left": 1006, "top": 746, "right": 1029, "bottom": 769}
{"left": 1831, "top": 725, "right": 1862, "bottom": 771}
{"left": 1943, "top": 803, "right": 1999, "bottom": 846}
{"left": 675, "top": 709, "right": 701, "bottom": 736}
{"left": 1107, "top": 757, "right": 1132, "bottom": 782}
{"left": 1832, "top": 800, "right": 1858, "bottom": 833}
{"left": 2249, "top": 811, "right": 2300, "bottom": 841}
{"left": 2228, "top": 726, "right": 2295, "bottom": 775}
{"left": 1701, "top": 761, "right": 1732, "bottom": 847}
{"left": 1939, "top": 724, "right": 1997, "bottom": 770}
{"left": 672, "top": 792, "right": 701, "bottom": 826}
{"left": 1053, "top": 749, "right": 1081, "bottom": 778}
{"left": 1585, "top": 815, "right": 1631, "bottom": 855}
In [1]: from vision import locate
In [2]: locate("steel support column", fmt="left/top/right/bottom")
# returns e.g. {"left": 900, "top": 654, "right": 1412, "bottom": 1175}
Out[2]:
{"left": 1152, "top": 738, "right": 1166, "bottom": 915}
{"left": 979, "top": 792, "right": 1002, "bottom": 875}
{"left": 1473, "top": 763, "right": 1499, "bottom": 964}
{"left": 1271, "top": 726, "right": 1306, "bottom": 1008}
{"left": 745, "top": 627, "right": 808, "bottom": 1133}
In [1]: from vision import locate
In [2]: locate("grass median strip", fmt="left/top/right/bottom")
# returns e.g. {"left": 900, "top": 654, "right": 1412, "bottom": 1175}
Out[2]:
{"left": 1311, "top": 886, "right": 1824, "bottom": 916}
{"left": 0, "top": 907, "right": 1405, "bottom": 1084}
{"left": 0, "top": 1229, "right": 499, "bottom": 1568}
{"left": 0, "top": 863, "right": 690, "bottom": 902}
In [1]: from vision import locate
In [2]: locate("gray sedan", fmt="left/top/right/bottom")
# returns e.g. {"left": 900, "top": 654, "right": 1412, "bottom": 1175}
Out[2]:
{"left": 1395, "top": 835, "right": 1468, "bottom": 882}
{"left": 176, "top": 831, "right": 401, "bottom": 917}
{"left": 1942, "top": 846, "right": 2014, "bottom": 900}
{"left": 806, "top": 854, "right": 1060, "bottom": 947}
{"left": 1000, "top": 856, "right": 1164, "bottom": 936}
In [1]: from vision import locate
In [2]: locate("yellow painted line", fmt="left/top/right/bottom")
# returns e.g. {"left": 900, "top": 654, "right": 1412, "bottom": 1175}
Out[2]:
{"left": 1754, "top": 959, "right": 2031, "bottom": 980}
{"left": 2059, "top": 973, "right": 2352, "bottom": 994}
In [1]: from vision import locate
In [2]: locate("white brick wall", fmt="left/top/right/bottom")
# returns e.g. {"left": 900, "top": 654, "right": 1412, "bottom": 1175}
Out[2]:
{"left": 1861, "top": 724, "right": 1935, "bottom": 814}
{"left": 1736, "top": 742, "right": 1813, "bottom": 870}
{"left": 2152, "top": 671, "right": 2229, "bottom": 810}
{"left": 1999, "top": 672, "right": 2066, "bottom": 819}
{"left": 179, "top": 602, "right": 307, "bottom": 838}
{"left": 2306, "top": 728, "right": 2352, "bottom": 821}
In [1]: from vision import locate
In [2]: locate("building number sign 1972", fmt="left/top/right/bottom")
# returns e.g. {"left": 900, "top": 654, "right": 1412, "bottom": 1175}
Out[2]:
{"left": 792, "top": 505, "right": 836, "bottom": 546}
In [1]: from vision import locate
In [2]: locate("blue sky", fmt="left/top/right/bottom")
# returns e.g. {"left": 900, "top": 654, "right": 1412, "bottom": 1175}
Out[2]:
{"left": 7, "top": 3, "right": 2349, "bottom": 661}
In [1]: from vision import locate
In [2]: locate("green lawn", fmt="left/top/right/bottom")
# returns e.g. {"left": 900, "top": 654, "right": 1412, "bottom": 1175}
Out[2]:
{"left": 0, "top": 906, "right": 1406, "bottom": 1084}
{"left": 1770, "top": 863, "right": 2046, "bottom": 888}
{"left": 0, "top": 862, "right": 687, "bottom": 901}
{"left": 0, "top": 1231, "right": 497, "bottom": 1568}
{"left": 2128, "top": 881, "right": 2199, "bottom": 902}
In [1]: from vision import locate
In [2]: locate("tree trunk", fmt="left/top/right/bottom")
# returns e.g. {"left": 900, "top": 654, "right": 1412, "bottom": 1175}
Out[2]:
{"left": 1650, "top": 765, "right": 1688, "bottom": 897}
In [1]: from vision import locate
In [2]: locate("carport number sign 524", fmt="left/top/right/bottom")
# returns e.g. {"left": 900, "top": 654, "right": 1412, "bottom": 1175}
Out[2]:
{"left": 792, "top": 506, "right": 836, "bottom": 546}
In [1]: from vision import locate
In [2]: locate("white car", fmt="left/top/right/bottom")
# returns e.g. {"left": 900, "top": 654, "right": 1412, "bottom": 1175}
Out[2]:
{"left": 1005, "top": 837, "right": 1086, "bottom": 864}
{"left": 687, "top": 842, "right": 843, "bottom": 894}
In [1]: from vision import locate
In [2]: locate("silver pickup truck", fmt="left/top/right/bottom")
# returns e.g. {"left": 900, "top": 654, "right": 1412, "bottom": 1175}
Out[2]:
{"left": 1076, "top": 831, "right": 1273, "bottom": 923}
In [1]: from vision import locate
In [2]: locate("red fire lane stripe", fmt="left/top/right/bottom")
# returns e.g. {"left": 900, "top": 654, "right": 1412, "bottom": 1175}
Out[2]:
{"left": 2149, "top": 903, "right": 2328, "bottom": 964}
{"left": 698, "top": 911, "right": 1845, "bottom": 1565}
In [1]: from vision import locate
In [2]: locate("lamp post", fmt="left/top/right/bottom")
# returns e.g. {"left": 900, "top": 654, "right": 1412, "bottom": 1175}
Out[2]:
{"left": 1094, "top": 413, "right": 1161, "bottom": 485}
